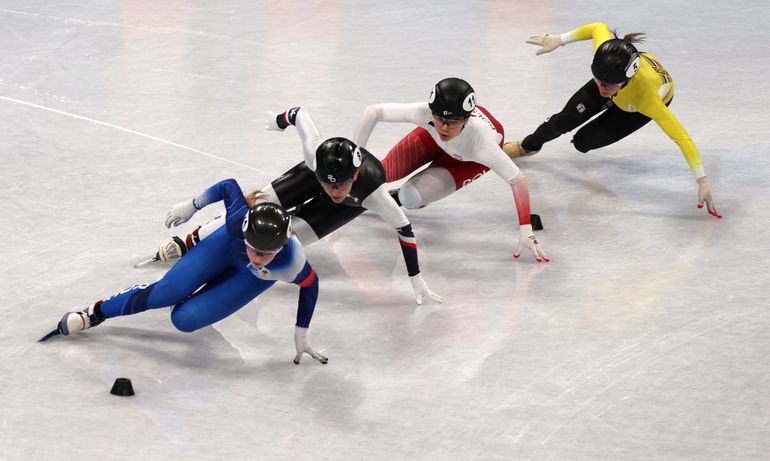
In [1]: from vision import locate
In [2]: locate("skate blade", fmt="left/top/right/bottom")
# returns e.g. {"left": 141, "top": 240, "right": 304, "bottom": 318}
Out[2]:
{"left": 38, "top": 328, "right": 61, "bottom": 342}
{"left": 134, "top": 255, "right": 160, "bottom": 268}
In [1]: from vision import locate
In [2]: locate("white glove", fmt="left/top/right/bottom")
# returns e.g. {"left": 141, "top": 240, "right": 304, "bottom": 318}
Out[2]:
{"left": 525, "top": 34, "right": 563, "bottom": 55}
{"left": 696, "top": 176, "right": 722, "bottom": 218}
{"left": 409, "top": 273, "right": 445, "bottom": 305}
{"left": 157, "top": 236, "right": 187, "bottom": 263}
{"left": 513, "top": 224, "right": 550, "bottom": 262}
{"left": 293, "top": 327, "right": 328, "bottom": 365}
{"left": 165, "top": 200, "right": 197, "bottom": 228}
{"left": 265, "top": 111, "right": 284, "bottom": 131}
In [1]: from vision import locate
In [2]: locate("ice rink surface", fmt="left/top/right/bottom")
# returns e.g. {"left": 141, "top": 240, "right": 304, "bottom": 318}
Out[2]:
{"left": 1, "top": 1, "right": 769, "bottom": 460}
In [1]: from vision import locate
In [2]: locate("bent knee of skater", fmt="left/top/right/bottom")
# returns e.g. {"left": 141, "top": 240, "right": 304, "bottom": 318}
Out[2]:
{"left": 399, "top": 182, "right": 425, "bottom": 210}
{"left": 170, "top": 309, "right": 203, "bottom": 333}
{"left": 571, "top": 135, "right": 592, "bottom": 153}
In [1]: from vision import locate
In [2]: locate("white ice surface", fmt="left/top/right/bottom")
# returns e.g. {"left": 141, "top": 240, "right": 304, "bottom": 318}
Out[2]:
{"left": 1, "top": 1, "right": 769, "bottom": 460}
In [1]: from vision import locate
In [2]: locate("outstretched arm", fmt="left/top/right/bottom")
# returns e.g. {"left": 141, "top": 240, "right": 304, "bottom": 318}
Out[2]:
{"left": 362, "top": 185, "right": 444, "bottom": 305}
{"left": 267, "top": 107, "right": 324, "bottom": 170}
{"left": 291, "top": 260, "right": 327, "bottom": 365}
{"left": 478, "top": 146, "right": 550, "bottom": 262}
{"left": 156, "top": 182, "right": 282, "bottom": 263}
{"left": 165, "top": 178, "right": 250, "bottom": 237}
{"left": 293, "top": 261, "right": 319, "bottom": 329}
{"left": 644, "top": 102, "right": 721, "bottom": 218}
{"left": 508, "top": 173, "right": 549, "bottom": 262}
{"left": 353, "top": 102, "right": 430, "bottom": 149}
{"left": 526, "top": 22, "right": 613, "bottom": 55}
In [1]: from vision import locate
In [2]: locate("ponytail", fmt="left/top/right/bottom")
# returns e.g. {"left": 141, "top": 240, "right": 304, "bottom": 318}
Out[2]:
{"left": 611, "top": 28, "right": 647, "bottom": 44}
{"left": 245, "top": 189, "right": 268, "bottom": 207}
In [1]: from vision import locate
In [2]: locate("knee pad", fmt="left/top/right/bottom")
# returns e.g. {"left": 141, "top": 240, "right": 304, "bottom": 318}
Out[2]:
{"left": 398, "top": 182, "right": 424, "bottom": 210}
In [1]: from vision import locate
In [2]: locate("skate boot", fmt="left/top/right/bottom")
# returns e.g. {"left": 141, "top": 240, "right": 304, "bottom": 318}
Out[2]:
{"left": 151, "top": 226, "right": 201, "bottom": 265}
{"left": 58, "top": 302, "right": 105, "bottom": 336}
{"left": 503, "top": 140, "right": 539, "bottom": 159}
{"left": 156, "top": 236, "right": 189, "bottom": 263}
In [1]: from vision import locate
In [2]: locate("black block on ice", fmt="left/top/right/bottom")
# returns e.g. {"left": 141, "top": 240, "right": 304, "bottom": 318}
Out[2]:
{"left": 531, "top": 214, "right": 544, "bottom": 231}
{"left": 110, "top": 378, "right": 135, "bottom": 397}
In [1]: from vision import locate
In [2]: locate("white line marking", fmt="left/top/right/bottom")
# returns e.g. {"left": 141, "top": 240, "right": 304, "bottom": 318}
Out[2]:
{"left": 0, "top": 95, "right": 265, "bottom": 173}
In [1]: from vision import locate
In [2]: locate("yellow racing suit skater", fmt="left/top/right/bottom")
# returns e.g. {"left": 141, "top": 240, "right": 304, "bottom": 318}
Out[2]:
{"left": 504, "top": 22, "right": 720, "bottom": 218}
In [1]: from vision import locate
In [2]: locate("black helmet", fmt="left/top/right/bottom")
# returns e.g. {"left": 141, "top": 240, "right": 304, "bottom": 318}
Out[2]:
{"left": 242, "top": 202, "right": 291, "bottom": 251}
{"left": 591, "top": 39, "right": 640, "bottom": 84}
{"left": 314, "top": 137, "right": 362, "bottom": 184}
{"left": 428, "top": 77, "right": 476, "bottom": 118}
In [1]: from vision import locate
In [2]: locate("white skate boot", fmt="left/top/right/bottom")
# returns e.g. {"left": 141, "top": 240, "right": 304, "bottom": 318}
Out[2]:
{"left": 58, "top": 303, "right": 104, "bottom": 336}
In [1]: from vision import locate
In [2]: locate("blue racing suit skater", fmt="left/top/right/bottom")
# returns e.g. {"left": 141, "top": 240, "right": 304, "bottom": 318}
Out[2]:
{"left": 46, "top": 178, "right": 327, "bottom": 365}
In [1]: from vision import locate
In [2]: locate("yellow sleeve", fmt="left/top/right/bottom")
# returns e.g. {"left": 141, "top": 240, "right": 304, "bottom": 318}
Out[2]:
{"left": 562, "top": 23, "right": 613, "bottom": 52}
{"left": 640, "top": 101, "right": 706, "bottom": 178}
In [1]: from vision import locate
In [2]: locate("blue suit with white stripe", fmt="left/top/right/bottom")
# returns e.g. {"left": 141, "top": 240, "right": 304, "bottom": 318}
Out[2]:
{"left": 97, "top": 179, "right": 319, "bottom": 332}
